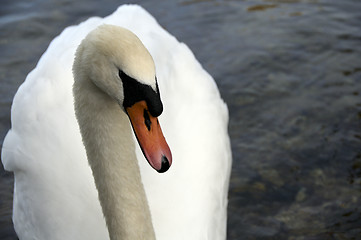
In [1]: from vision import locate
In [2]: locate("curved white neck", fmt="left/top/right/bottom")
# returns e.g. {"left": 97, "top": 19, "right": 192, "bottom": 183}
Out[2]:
{"left": 73, "top": 77, "right": 155, "bottom": 240}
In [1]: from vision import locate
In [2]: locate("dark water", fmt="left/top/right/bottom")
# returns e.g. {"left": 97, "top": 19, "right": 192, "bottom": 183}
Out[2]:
{"left": 1, "top": 0, "right": 361, "bottom": 239}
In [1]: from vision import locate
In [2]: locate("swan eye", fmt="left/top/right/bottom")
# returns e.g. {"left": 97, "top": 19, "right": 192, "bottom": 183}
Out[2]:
{"left": 144, "top": 109, "right": 151, "bottom": 131}
{"left": 119, "top": 70, "right": 163, "bottom": 117}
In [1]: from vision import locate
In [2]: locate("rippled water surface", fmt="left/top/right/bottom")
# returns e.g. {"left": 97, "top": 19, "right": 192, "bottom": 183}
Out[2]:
{"left": 1, "top": 0, "right": 361, "bottom": 239}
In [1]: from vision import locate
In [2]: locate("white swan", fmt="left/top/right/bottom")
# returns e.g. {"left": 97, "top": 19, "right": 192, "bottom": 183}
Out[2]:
{"left": 1, "top": 5, "right": 231, "bottom": 240}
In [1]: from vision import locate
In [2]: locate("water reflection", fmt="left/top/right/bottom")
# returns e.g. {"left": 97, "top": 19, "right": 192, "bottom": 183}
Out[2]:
{"left": 247, "top": 4, "right": 278, "bottom": 12}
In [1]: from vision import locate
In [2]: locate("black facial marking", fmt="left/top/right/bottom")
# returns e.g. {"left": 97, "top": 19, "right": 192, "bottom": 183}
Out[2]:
{"left": 144, "top": 109, "right": 151, "bottom": 131}
{"left": 120, "top": 70, "right": 163, "bottom": 117}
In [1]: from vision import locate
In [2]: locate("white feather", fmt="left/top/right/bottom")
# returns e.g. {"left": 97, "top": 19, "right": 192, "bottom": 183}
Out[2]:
{"left": 2, "top": 4, "right": 232, "bottom": 240}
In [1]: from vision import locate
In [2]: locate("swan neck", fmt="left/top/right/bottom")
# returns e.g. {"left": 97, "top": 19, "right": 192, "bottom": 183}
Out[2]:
{"left": 73, "top": 78, "right": 155, "bottom": 239}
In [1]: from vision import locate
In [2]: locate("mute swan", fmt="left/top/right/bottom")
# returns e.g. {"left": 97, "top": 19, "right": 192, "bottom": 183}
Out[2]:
{"left": 1, "top": 4, "right": 231, "bottom": 240}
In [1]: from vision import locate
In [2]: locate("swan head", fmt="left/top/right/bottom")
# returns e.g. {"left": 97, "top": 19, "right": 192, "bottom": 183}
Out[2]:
{"left": 73, "top": 24, "right": 172, "bottom": 173}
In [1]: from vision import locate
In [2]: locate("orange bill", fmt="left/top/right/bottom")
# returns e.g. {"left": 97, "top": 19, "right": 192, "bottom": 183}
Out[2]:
{"left": 126, "top": 100, "right": 172, "bottom": 173}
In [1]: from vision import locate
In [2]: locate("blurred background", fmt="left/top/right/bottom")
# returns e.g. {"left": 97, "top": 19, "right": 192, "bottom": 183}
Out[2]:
{"left": 1, "top": 0, "right": 361, "bottom": 239}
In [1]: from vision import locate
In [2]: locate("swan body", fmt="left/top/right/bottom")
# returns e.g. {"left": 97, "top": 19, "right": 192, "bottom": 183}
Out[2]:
{"left": 2, "top": 5, "right": 231, "bottom": 240}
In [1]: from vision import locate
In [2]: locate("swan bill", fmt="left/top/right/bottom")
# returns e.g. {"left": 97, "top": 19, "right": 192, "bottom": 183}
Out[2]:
{"left": 126, "top": 100, "right": 172, "bottom": 173}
